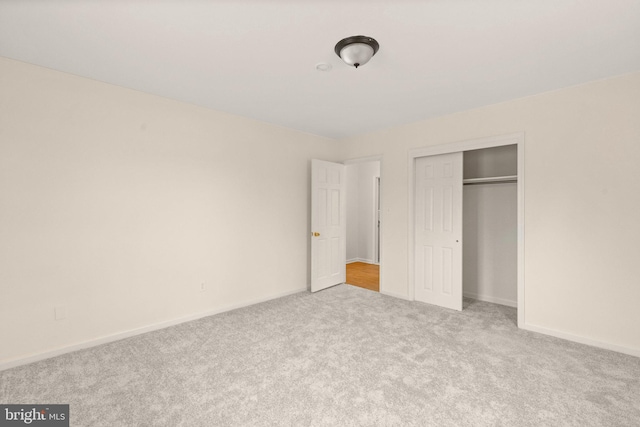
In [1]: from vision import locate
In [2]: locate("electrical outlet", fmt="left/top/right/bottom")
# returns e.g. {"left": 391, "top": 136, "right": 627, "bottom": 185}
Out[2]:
{"left": 200, "top": 282, "right": 206, "bottom": 292}
{"left": 54, "top": 305, "right": 67, "bottom": 321}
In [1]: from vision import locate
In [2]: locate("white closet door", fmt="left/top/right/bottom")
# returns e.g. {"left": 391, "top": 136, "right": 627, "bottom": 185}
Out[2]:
{"left": 414, "top": 152, "right": 463, "bottom": 311}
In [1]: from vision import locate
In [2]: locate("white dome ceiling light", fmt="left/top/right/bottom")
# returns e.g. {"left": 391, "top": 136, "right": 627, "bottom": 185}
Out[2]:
{"left": 334, "top": 35, "right": 379, "bottom": 69}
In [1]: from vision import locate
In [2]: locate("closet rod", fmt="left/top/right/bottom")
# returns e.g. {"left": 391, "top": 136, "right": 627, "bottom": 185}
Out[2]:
{"left": 463, "top": 175, "right": 517, "bottom": 185}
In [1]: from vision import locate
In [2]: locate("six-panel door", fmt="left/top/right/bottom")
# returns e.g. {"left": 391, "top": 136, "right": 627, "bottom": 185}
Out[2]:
{"left": 414, "top": 152, "right": 463, "bottom": 310}
{"left": 311, "top": 159, "right": 346, "bottom": 292}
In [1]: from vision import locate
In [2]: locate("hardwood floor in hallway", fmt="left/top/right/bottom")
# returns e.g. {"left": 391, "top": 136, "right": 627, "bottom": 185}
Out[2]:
{"left": 346, "top": 262, "right": 379, "bottom": 292}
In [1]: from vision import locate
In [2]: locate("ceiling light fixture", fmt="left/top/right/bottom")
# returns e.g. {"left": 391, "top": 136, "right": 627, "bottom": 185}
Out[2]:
{"left": 334, "top": 35, "right": 379, "bottom": 69}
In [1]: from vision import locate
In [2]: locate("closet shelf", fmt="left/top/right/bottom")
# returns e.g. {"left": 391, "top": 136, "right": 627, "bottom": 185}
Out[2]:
{"left": 463, "top": 175, "right": 517, "bottom": 185}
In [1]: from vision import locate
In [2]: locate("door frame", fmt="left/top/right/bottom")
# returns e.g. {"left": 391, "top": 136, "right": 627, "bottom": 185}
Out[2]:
{"left": 408, "top": 133, "right": 525, "bottom": 327}
{"left": 344, "top": 155, "right": 383, "bottom": 292}
{"left": 374, "top": 176, "right": 381, "bottom": 265}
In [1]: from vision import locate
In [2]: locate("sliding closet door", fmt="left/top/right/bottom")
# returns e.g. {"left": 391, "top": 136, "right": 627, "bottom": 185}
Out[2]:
{"left": 414, "top": 152, "right": 463, "bottom": 311}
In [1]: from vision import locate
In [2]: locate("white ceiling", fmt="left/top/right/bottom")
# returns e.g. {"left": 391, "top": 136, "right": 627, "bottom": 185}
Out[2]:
{"left": 1, "top": 1, "right": 639, "bottom": 139}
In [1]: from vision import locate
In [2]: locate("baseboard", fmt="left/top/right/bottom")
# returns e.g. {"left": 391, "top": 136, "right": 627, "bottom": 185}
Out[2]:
{"left": 521, "top": 322, "right": 640, "bottom": 358}
{"left": 0, "top": 287, "right": 307, "bottom": 371}
{"left": 383, "top": 291, "right": 639, "bottom": 359}
{"left": 463, "top": 292, "right": 517, "bottom": 308}
{"left": 380, "top": 289, "right": 412, "bottom": 301}
{"left": 347, "top": 258, "right": 377, "bottom": 265}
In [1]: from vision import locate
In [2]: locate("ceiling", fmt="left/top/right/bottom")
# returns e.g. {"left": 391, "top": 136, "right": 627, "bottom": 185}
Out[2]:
{"left": 1, "top": 1, "right": 639, "bottom": 139}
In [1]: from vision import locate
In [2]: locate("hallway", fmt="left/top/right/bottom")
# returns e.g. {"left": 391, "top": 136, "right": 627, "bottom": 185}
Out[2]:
{"left": 346, "top": 262, "right": 379, "bottom": 292}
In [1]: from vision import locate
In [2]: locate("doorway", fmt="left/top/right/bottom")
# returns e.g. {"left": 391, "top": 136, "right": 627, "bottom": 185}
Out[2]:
{"left": 345, "top": 158, "right": 381, "bottom": 292}
{"left": 346, "top": 262, "right": 379, "bottom": 292}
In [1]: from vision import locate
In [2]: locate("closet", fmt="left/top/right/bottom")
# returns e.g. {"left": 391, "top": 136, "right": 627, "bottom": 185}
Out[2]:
{"left": 462, "top": 145, "right": 517, "bottom": 308}
{"left": 412, "top": 139, "right": 520, "bottom": 313}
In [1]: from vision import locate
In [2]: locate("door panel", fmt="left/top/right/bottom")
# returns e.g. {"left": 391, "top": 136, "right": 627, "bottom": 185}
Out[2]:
{"left": 311, "top": 159, "right": 346, "bottom": 292}
{"left": 414, "top": 153, "right": 463, "bottom": 310}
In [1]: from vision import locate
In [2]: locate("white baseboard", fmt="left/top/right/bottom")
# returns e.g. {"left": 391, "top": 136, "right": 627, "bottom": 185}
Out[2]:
{"left": 347, "top": 258, "right": 377, "bottom": 265}
{"left": 383, "top": 291, "right": 639, "bottom": 359}
{"left": 464, "top": 292, "right": 517, "bottom": 308}
{"left": 380, "top": 289, "right": 412, "bottom": 301}
{"left": 6, "top": 286, "right": 635, "bottom": 371}
{"left": 0, "top": 287, "right": 307, "bottom": 371}
{"left": 521, "top": 322, "right": 640, "bottom": 358}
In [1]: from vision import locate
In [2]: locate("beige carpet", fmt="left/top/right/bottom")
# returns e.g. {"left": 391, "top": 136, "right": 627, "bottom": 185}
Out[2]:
{"left": 1, "top": 284, "right": 639, "bottom": 426}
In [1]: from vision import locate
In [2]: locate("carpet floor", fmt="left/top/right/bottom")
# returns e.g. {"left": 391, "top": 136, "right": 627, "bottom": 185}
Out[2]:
{"left": 1, "top": 284, "right": 639, "bottom": 426}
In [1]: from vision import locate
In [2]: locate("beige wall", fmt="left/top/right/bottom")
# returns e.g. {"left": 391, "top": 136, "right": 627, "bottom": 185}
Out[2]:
{"left": 341, "top": 73, "right": 640, "bottom": 355}
{"left": 0, "top": 58, "right": 339, "bottom": 365}
{"left": 2, "top": 56, "right": 639, "bottom": 366}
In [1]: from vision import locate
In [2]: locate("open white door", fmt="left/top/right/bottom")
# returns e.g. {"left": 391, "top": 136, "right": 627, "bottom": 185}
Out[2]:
{"left": 311, "top": 159, "right": 346, "bottom": 292}
{"left": 414, "top": 152, "right": 463, "bottom": 310}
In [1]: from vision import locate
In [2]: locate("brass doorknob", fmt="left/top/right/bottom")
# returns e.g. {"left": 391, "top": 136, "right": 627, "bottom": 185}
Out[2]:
{"left": 313, "top": 232, "right": 320, "bottom": 237}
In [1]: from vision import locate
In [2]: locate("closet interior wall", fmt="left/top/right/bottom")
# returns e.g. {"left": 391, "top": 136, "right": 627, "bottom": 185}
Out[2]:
{"left": 463, "top": 145, "right": 518, "bottom": 307}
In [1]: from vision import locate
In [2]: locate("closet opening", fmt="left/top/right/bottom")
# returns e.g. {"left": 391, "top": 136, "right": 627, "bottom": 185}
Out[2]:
{"left": 408, "top": 133, "right": 525, "bottom": 327}
{"left": 463, "top": 145, "right": 518, "bottom": 310}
